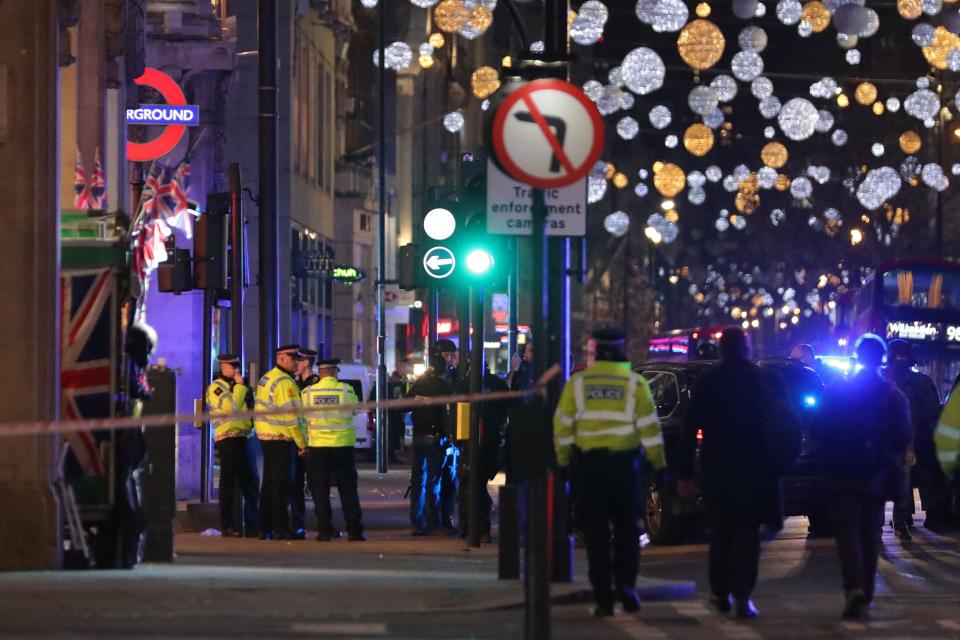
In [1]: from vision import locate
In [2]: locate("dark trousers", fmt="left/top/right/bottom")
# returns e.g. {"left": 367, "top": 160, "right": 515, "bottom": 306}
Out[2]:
{"left": 826, "top": 493, "right": 885, "bottom": 600}
{"left": 916, "top": 461, "right": 951, "bottom": 523}
{"left": 259, "top": 440, "right": 294, "bottom": 536}
{"left": 306, "top": 446, "right": 364, "bottom": 535}
{"left": 576, "top": 449, "right": 642, "bottom": 607}
{"left": 707, "top": 510, "right": 761, "bottom": 600}
{"left": 441, "top": 442, "right": 459, "bottom": 527}
{"left": 291, "top": 453, "right": 307, "bottom": 533}
{"left": 216, "top": 437, "right": 260, "bottom": 532}
{"left": 410, "top": 436, "right": 444, "bottom": 531}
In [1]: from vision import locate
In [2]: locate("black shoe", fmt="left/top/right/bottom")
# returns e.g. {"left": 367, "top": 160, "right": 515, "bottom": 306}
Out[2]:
{"left": 593, "top": 603, "right": 615, "bottom": 618}
{"left": 348, "top": 532, "right": 367, "bottom": 542}
{"left": 273, "top": 531, "right": 296, "bottom": 540}
{"left": 294, "top": 528, "right": 307, "bottom": 541}
{"left": 842, "top": 591, "right": 869, "bottom": 620}
{"left": 618, "top": 588, "right": 641, "bottom": 613}
{"left": 411, "top": 528, "right": 427, "bottom": 537}
{"left": 709, "top": 594, "right": 732, "bottom": 613}
{"left": 315, "top": 533, "right": 332, "bottom": 542}
{"left": 259, "top": 531, "right": 273, "bottom": 541}
{"left": 221, "top": 528, "right": 238, "bottom": 538}
{"left": 734, "top": 598, "right": 759, "bottom": 619}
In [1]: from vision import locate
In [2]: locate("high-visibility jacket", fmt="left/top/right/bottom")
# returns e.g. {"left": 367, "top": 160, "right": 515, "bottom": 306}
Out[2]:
{"left": 301, "top": 376, "right": 359, "bottom": 448}
{"left": 254, "top": 366, "right": 307, "bottom": 448}
{"left": 205, "top": 377, "right": 253, "bottom": 441}
{"left": 935, "top": 387, "right": 960, "bottom": 476}
{"left": 553, "top": 360, "right": 665, "bottom": 470}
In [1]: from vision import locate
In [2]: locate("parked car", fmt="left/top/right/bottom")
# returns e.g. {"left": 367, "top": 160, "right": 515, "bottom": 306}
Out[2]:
{"left": 635, "top": 359, "right": 825, "bottom": 544}
{"left": 336, "top": 362, "right": 377, "bottom": 457}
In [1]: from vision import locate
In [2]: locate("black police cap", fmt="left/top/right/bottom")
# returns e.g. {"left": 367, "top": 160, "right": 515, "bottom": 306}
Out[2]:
{"left": 591, "top": 326, "right": 626, "bottom": 344}
{"left": 298, "top": 348, "right": 318, "bottom": 360}
{"left": 276, "top": 343, "right": 300, "bottom": 355}
{"left": 317, "top": 358, "right": 342, "bottom": 368}
{"left": 435, "top": 338, "right": 457, "bottom": 353}
{"left": 217, "top": 353, "right": 240, "bottom": 364}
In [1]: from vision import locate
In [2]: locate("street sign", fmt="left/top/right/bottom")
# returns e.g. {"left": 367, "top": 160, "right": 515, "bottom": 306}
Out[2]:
{"left": 491, "top": 78, "right": 604, "bottom": 190}
{"left": 127, "top": 68, "right": 197, "bottom": 161}
{"left": 332, "top": 265, "right": 366, "bottom": 284}
{"left": 486, "top": 160, "right": 586, "bottom": 236}
{"left": 422, "top": 246, "right": 456, "bottom": 280}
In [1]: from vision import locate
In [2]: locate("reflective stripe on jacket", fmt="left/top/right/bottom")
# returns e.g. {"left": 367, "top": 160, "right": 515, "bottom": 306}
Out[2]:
{"left": 935, "top": 389, "right": 960, "bottom": 476}
{"left": 254, "top": 366, "right": 307, "bottom": 448}
{"left": 205, "top": 378, "right": 252, "bottom": 441}
{"left": 553, "top": 360, "right": 665, "bottom": 469}
{"left": 301, "top": 376, "right": 359, "bottom": 448}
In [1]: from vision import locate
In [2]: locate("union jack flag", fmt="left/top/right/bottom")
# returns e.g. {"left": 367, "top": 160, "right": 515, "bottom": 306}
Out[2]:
{"left": 73, "top": 148, "right": 92, "bottom": 210}
{"left": 90, "top": 147, "right": 108, "bottom": 210}
{"left": 61, "top": 268, "right": 115, "bottom": 477}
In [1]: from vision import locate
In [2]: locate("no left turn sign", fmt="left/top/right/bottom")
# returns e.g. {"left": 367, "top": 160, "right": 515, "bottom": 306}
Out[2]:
{"left": 492, "top": 79, "right": 604, "bottom": 190}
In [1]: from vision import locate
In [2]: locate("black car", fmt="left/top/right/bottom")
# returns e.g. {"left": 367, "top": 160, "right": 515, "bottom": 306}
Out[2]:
{"left": 636, "top": 358, "right": 826, "bottom": 544}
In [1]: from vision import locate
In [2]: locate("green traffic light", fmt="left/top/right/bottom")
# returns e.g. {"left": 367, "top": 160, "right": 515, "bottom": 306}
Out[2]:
{"left": 465, "top": 248, "right": 494, "bottom": 274}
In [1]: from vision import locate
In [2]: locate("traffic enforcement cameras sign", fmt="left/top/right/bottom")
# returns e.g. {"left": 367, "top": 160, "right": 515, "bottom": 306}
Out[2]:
{"left": 492, "top": 79, "right": 604, "bottom": 190}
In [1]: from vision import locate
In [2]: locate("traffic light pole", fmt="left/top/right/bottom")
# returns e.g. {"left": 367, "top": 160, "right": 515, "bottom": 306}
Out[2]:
{"left": 468, "top": 285, "right": 485, "bottom": 548}
{"left": 257, "top": 0, "right": 279, "bottom": 372}
{"left": 375, "top": 0, "right": 388, "bottom": 474}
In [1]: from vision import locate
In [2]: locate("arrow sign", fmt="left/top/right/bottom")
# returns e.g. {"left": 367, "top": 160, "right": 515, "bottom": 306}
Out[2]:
{"left": 422, "top": 246, "right": 456, "bottom": 280}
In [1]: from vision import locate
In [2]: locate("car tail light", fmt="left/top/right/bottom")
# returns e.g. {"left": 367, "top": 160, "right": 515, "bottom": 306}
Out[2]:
{"left": 696, "top": 428, "right": 704, "bottom": 442}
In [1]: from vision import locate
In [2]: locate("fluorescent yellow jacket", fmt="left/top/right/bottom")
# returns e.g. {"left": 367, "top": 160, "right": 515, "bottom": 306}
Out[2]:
{"left": 254, "top": 366, "right": 307, "bottom": 448}
{"left": 205, "top": 377, "right": 252, "bottom": 441}
{"left": 301, "top": 375, "right": 359, "bottom": 448}
{"left": 935, "top": 387, "right": 960, "bottom": 476}
{"left": 553, "top": 360, "right": 665, "bottom": 470}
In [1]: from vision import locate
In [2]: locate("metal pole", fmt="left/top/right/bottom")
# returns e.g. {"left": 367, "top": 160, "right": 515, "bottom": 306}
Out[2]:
{"left": 200, "top": 289, "right": 214, "bottom": 503}
{"left": 525, "top": 471, "right": 550, "bottom": 640}
{"left": 531, "top": 191, "right": 547, "bottom": 381}
{"left": 468, "top": 285, "right": 484, "bottom": 548}
{"left": 376, "top": 0, "right": 388, "bottom": 474}
{"left": 229, "top": 163, "right": 244, "bottom": 363}
{"left": 458, "top": 285, "right": 471, "bottom": 384}
{"left": 508, "top": 238, "right": 519, "bottom": 365}
{"left": 428, "top": 285, "right": 439, "bottom": 354}
{"left": 257, "top": 0, "right": 279, "bottom": 371}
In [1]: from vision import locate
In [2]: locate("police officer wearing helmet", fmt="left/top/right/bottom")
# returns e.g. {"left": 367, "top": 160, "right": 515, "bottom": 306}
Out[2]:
{"left": 254, "top": 344, "right": 308, "bottom": 540}
{"left": 553, "top": 326, "right": 666, "bottom": 617}
{"left": 302, "top": 358, "right": 366, "bottom": 541}
{"left": 205, "top": 354, "right": 260, "bottom": 537}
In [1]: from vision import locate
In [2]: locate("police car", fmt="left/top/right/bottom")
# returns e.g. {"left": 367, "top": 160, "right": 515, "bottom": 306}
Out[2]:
{"left": 635, "top": 358, "right": 825, "bottom": 544}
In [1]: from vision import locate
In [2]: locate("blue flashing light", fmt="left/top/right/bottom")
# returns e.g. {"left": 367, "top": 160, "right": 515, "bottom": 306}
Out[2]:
{"left": 803, "top": 394, "right": 818, "bottom": 408}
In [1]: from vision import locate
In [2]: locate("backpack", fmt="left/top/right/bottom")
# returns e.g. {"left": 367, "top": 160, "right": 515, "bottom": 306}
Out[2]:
{"left": 821, "top": 379, "right": 887, "bottom": 479}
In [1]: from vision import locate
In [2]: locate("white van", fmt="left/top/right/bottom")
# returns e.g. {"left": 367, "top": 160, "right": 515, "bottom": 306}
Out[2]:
{"left": 336, "top": 362, "right": 376, "bottom": 455}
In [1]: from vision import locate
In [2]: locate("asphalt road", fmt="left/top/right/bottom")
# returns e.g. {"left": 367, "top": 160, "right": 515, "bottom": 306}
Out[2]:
{"left": 1, "top": 466, "right": 958, "bottom": 639}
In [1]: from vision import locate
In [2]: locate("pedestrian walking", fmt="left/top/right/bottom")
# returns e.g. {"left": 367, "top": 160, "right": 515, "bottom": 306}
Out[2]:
{"left": 301, "top": 359, "right": 365, "bottom": 541}
{"left": 407, "top": 354, "right": 454, "bottom": 536}
{"left": 677, "top": 327, "right": 799, "bottom": 619}
{"left": 884, "top": 340, "right": 949, "bottom": 536}
{"left": 553, "top": 327, "right": 666, "bottom": 617}
{"left": 811, "top": 334, "right": 912, "bottom": 620}
{"left": 254, "top": 344, "right": 307, "bottom": 540}
{"left": 205, "top": 354, "right": 259, "bottom": 537}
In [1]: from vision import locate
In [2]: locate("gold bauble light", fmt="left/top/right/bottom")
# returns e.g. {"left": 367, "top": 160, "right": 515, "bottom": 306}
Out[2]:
{"left": 836, "top": 93, "right": 850, "bottom": 108}
{"left": 683, "top": 123, "right": 715, "bottom": 157}
{"left": 735, "top": 190, "right": 760, "bottom": 214}
{"left": 468, "top": 6, "right": 494, "bottom": 33}
{"left": 696, "top": 2, "right": 711, "bottom": 17}
{"left": 665, "top": 209, "right": 680, "bottom": 223}
{"left": 923, "top": 26, "right": 960, "bottom": 70}
{"left": 801, "top": 1, "right": 831, "bottom": 33}
{"left": 872, "top": 101, "right": 885, "bottom": 116}
{"left": 605, "top": 162, "right": 616, "bottom": 180}
{"left": 677, "top": 19, "right": 725, "bottom": 71}
{"left": 899, "top": 131, "right": 922, "bottom": 154}
{"left": 775, "top": 174, "right": 791, "bottom": 191}
{"left": 419, "top": 54, "right": 435, "bottom": 69}
{"left": 612, "top": 172, "right": 629, "bottom": 189}
{"left": 897, "top": 0, "right": 922, "bottom": 19}
{"left": 428, "top": 32, "right": 446, "bottom": 49}
{"left": 652, "top": 161, "right": 665, "bottom": 174}
{"left": 854, "top": 82, "right": 877, "bottom": 106}
{"left": 435, "top": 0, "right": 469, "bottom": 33}
{"left": 653, "top": 163, "right": 686, "bottom": 198}
{"left": 471, "top": 66, "right": 500, "bottom": 99}
{"left": 760, "top": 142, "right": 788, "bottom": 169}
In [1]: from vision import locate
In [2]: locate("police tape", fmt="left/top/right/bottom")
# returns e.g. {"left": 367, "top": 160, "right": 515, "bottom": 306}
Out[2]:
{"left": 0, "top": 365, "right": 560, "bottom": 438}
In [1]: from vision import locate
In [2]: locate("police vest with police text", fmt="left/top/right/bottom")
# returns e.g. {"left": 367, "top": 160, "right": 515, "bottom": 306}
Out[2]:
{"left": 301, "top": 376, "right": 359, "bottom": 448}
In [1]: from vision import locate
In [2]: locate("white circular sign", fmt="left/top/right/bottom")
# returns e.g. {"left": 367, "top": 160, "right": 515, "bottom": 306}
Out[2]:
{"left": 422, "top": 246, "right": 456, "bottom": 279}
{"left": 423, "top": 207, "right": 456, "bottom": 241}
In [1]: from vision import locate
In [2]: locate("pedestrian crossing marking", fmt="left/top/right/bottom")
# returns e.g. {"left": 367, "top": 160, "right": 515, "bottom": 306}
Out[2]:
{"left": 290, "top": 622, "right": 387, "bottom": 635}
{"left": 607, "top": 616, "right": 669, "bottom": 640}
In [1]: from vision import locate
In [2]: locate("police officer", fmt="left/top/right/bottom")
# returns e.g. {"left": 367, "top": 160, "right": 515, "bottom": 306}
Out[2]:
{"left": 289, "top": 348, "right": 320, "bottom": 540}
{"left": 205, "top": 354, "right": 259, "bottom": 537}
{"left": 302, "top": 359, "right": 366, "bottom": 541}
{"left": 553, "top": 327, "right": 666, "bottom": 617}
{"left": 254, "top": 344, "right": 307, "bottom": 540}
{"left": 935, "top": 379, "right": 960, "bottom": 525}
{"left": 435, "top": 341, "right": 461, "bottom": 533}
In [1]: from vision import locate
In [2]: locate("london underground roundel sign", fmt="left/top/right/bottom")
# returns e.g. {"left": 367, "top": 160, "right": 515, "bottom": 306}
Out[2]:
{"left": 126, "top": 68, "right": 196, "bottom": 161}
{"left": 491, "top": 78, "right": 604, "bottom": 189}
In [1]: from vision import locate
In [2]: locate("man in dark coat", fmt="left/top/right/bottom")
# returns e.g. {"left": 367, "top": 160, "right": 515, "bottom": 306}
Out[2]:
{"left": 812, "top": 334, "right": 912, "bottom": 620}
{"left": 678, "top": 327, "right": 798, "bottom": 619}
{"left": 884, "top": 339, "right": 948, "bottom": 534}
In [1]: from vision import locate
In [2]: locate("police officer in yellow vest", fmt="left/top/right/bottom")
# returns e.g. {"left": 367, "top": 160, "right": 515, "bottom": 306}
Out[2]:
{"left": 302, "top": 358, "right": 366, "bottom": 541}
{"left": 205, "top": 354, "right": 260, "bottom": 537}
{"left": 554, "top": 327, "right": 666, "bottom": 617}
{"left": 935, "top": 379, "right": 960, "bottom": 524}
{"left": 254, "top": 344, "right": 307, "bottom": 540}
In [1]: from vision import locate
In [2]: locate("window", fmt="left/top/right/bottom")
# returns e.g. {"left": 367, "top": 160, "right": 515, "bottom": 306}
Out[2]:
{"left": 641, "top": 371, "right": 680, "bottom": 418}
{"left": 317, "top": 64, "right": 327, "bottom": 188}
{"left": 882, "top": 266, "right": 960, "bottom": 311}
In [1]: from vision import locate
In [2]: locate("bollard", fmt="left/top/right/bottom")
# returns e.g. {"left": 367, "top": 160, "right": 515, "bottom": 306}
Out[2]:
{"left": 498, "top": 483, "right": 520, "bottom": 579}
